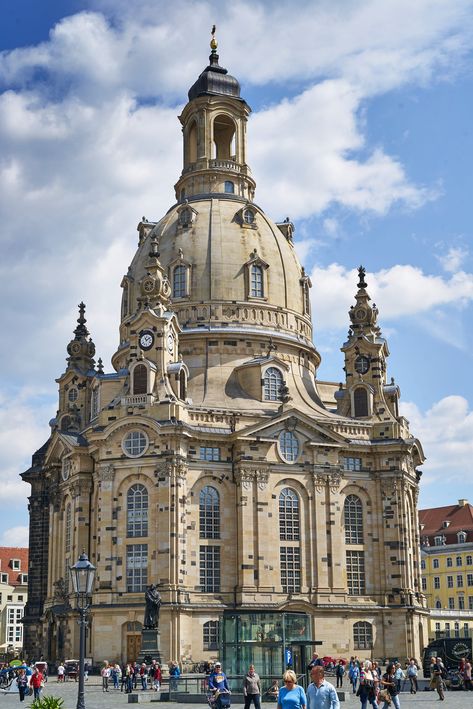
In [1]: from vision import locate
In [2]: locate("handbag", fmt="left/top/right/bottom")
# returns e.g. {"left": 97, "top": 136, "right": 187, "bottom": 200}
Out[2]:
{"left": 378, "top": 688, "right": 391, "bottom": 704}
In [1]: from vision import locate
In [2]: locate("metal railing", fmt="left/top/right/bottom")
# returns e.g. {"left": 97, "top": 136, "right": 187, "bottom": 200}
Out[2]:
{"left": 169, "top": 674, "right": 305, "bottom": 700}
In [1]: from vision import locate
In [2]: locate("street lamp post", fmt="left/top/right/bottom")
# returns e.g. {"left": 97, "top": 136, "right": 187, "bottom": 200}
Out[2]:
{"left": 69, "top": 552, "right": 96, "bottom": 709}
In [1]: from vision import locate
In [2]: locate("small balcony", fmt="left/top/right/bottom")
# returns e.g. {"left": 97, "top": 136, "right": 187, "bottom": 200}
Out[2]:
{"left": 121, "top": 394, "right": 153, "bottom": 407}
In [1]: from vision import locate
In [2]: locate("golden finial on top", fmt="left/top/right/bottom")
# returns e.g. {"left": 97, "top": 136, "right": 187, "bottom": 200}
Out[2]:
{"left": 210, "top": 24, "right": 218, "bottom": 51}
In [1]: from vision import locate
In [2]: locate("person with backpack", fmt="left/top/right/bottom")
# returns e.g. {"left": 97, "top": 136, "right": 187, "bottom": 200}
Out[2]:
{"left": 335, "top": 661, "right": 345, "bottom": 688}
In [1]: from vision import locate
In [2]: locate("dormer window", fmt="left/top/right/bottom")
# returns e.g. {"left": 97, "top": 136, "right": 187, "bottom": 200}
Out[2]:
{"left": 443, "top": 521, "right": 451, "bottom": 528}
{"left": 251, "top": 264, "right": 263, "bottom": 298}
{"left": 169, "top": 252, "right": 191, "bottom": 300}
{"left": 177, "top": 204, "right": 197, "bottom": 230}
{"left": 434, "top": 535, "right": 446, "bottom": 546}
{"left": 11, "top": 560, "right": 20, "bottom": 571}
{"left": 244, "top": 250, "right": 269, "bottom": 301}
{"left": 458, "top": 531, "right": 467, "bottom": 544}
{"left": 243, "top": 208, "right": 255, "bottom": 225}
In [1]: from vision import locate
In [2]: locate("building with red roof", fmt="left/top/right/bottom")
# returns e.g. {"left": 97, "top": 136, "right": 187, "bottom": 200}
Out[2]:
{"left": 0, "top": 547, "right": 29, "bottom": 656}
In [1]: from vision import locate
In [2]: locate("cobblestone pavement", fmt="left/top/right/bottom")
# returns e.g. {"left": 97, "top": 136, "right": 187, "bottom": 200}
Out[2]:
{"left": 1, "top": 678, "right": 472, "bottom": 709}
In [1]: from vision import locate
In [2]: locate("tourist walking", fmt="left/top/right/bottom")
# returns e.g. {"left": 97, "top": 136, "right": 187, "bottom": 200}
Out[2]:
{"left": 335, "top": 661, "right": 344, "bottom": 688}
{"left": 379, "top": 663, "right": 401, "bottom": 709}
{"left": 101, "top": 662, "right": 110, "bottom": 692}
{"left": 356, "top": 660, "right": 377, "bottom": 709}
{"left": 307, "top": 666, "right": 339, "bottom": 709}
{"left": 243, "top": 664, "right": 261, "bottom": 709}
{"left": 429, "top": 657, "right": 445, "bottom": 701}
{"left": 406, "top": 659, "right": 418, "bottom": 694}
{"left": 278, "top": 670, "right": 307, "bottom": 709}
{"left": 16, "top": 670, "right": 29, "bottom": 702}
{"left": 30, "top": 667, "right": 44, "bottom": 701}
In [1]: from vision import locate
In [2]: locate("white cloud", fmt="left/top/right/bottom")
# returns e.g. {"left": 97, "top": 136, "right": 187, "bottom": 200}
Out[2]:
{"left": 310, "top": 263, "right": 473, "bottom": 330}
{"left": 438, "top": 246, "right": 469, "bottom": 273}
{"left": 401, "top": 396, "right": 473, "bottom": 494}
{"left": 0, "top": 527, "right": 29, "bottom": 547}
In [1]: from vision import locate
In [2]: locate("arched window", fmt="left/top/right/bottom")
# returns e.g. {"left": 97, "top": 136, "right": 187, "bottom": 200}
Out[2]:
{"left": 353, "top": 621, "right": 372, "bottom": 650}
{"left": 179, "top": 369, "right": 187, "bottom": 400}
{"left": 200, "top": 486, "right": 220, "bottom": 539}
{"left": 250, "top": 264, "right": 263, "bottom": 298}
{"left": 187, "top": 121, "right": 197, "bottom": 164}
{"left": 121, "top": 281, "right": 129, "bottom": 319}
{"left": 436, "top": 600, "right": 442, "bottom": 609}
{"left": 133, "top": 364, "right": 147, "bottom": 395}
{"left": 127, "top": 484, "right": 149, "bottom": 538}
{"left": 302, "top": 282, "right": 310, "bottom": 315}
{"left": 263, "top": 367, "right": 283, "bottom": 401}
{"left": 213, "top": 114, "right": 235, "bottom": 159}
{"left": 279, "top": 430, "right": 300, "bottom": 462}
{"left": 65, "top": 503, "right": 72, "bottom": 554}
{"left": 203, "top": 620, "right": 220, "bottom": 650}
{"left": 224, "top": 181, "right": 235, "bottom": 194}
{"left": 344, "top": 495, "right": 363, "bottom": 544}
{"left": 354, "top": 387, "right": 368, "bottom": 417}
{"left": 279, "top": 488, "right": 300, "bottom": 541}
{"left": 173, "top": 265, "right": 187, "bottom": 298}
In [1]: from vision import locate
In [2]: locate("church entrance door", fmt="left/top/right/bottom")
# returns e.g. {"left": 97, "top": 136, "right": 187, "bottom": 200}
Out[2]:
{"left": 127, "top": 634, "right": 141, "bottom": 662}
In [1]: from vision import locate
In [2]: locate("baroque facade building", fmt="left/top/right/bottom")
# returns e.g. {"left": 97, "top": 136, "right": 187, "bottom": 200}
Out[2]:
{"left": 22, "top": 37, "right": 427, "bottom": 669}
{"left": 420, "top": 499, "right": 473, "bottom": 642}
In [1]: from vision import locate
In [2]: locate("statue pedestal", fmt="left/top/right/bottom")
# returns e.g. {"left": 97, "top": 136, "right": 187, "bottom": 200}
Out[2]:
{"left": 137, "top": 628, "right": 162, "bottom": 664}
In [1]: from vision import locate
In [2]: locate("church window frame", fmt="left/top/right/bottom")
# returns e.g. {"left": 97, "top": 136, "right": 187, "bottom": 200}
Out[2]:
{"left": 212, "top": 113, "right": 236, "bottom": 161}
{"left": 343, "top": 457, "right": 362, "bottom": 471}
{"left": 65, "top": 502, "right": 72, "bottom": 555}
{"left": 199, "top": 446, "right": 220, "bottom": 462}
{"left": 280, "top": 546, "right": 301, "bottom": 594}
{"left": 243, "top": 207, "right": 256, "bottom": 225}
{"left": 353, "top": 621, "right": 373, "bottom": 650}
{"left": 127, "top": 484, "right": 149, "bottom": 538}
{"left": 279, "top": 488, "right": 300, "bottom": 541}
{"left": 353, "top": 386, "right": 369, "bottom": 417}
{"left": 199, "top": 486, "right": 220, "bottom": 540}
{"left": 122, "top": 430, "right": 149, "bottom": 458}
{"left": 224, "top": 180, "right": 235, "bottom": 194}
{"left": 346, "top": 550, "right": 365, "bottom": 595}
{"left": 263, "top": 367, "right": 283, "bottom": 401}
{"left": 203, "top": 620, "right": 220, "bottom": 650}
{"left": 250, "top": 264, "right": 263, "bottom": 298}
{"left": 126, "top": 544, "right": 148, "bottom": 593}
{"left": 68, "top": 387, "right": 78, "bottom": 403}
{"left": 131, "top": 362, "right": 148, "bottom": 396}
{"left": 278, "top": 430, "right": 300, "bottom": 463}
{"left": 173, "top": 264, "right": 188, "bottom": 299}
{"left": 344, "top": 495, "right": 363, "bottom": 545}
{"left": 199, "top": 545, "right": 221, "bottom": 593}
{"left": 90, "top": 385, "right": 100, "bottom": 420}
{"left": 121, "top": 279, "right": 130, "bottom": 319}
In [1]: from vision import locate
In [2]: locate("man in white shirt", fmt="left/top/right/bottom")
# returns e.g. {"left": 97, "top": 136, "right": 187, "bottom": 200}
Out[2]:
{"left": 57, "top": 664, "right": 65, "bottom": 682}
{"left": 307, "top": 667, "right": 340, "bottom": 709}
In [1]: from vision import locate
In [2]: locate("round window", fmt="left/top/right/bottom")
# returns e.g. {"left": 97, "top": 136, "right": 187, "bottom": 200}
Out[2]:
{"left": 243, "top": 208, "right": 255, "bottom": 224}
{"left": 279, "top": 430, "right": 299, "bottom": 463}
{"left": 68, "top": 388, "right": 78, "bottom": 403}
{"left": 122, "top": 430, "right": 148, "bottom": 458}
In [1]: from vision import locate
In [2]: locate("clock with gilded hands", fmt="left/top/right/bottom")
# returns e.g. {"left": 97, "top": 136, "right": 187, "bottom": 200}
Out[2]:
{"left": 139, "top": 330, "right": 154, "bottom": 351}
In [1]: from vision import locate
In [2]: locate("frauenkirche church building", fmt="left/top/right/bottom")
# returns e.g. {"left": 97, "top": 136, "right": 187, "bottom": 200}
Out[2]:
{"left": 21, "top": 35, "right": 428, "bottom": 671}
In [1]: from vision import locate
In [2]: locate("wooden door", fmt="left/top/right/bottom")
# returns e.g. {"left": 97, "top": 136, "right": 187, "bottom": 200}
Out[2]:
{"left": 126, "top": 634, "right": 141, "bottom": 662}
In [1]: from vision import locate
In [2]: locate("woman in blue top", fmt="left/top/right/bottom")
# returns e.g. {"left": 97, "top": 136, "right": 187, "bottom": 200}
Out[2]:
{"left": 277, "top": 670, "right": 307, "bottom": 709}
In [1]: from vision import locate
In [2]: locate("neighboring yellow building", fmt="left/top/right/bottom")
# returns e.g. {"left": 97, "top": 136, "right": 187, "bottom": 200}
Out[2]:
{"left": 21, "top": 36, "right": 428, "bottom": 670}
{"left": 420, "top": 500, "right": 473, "bottom": 642}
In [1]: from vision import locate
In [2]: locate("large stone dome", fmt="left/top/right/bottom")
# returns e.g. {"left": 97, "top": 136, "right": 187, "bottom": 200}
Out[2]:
{"left": 125, "top": 195, "right": 313, "bottom": 348}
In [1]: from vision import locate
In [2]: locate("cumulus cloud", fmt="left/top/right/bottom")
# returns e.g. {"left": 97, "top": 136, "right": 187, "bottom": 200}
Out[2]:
{"left": 310, "top": 263, "right": 473, "bottom": 330}
{"left": 0, "top": 527, "right": 29, "bottom": 547}
{"left": 438, "top": 246, "right": 469, "bottom": 273}
{"left": 401, "top": 396, "right": 473, "bottom": 495}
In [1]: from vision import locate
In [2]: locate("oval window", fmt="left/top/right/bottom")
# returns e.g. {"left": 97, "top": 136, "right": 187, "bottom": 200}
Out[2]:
{"left": 278, "top": 430, "right": 299, "bottom": 463}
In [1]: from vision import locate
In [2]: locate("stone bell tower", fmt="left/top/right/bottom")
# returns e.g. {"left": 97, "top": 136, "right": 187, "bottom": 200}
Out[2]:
{"left": 174, "top": 27, "right": 256, "bottom": 202}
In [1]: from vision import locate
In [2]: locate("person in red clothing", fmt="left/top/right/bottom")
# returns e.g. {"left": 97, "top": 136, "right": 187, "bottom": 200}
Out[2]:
{"left": 30, "top": 668, "right": 44, "bottom": 700}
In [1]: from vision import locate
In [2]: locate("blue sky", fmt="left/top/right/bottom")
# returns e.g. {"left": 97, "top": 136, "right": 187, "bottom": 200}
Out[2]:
{"left": 1, "top": 0, "right": 473, "bottom": 546}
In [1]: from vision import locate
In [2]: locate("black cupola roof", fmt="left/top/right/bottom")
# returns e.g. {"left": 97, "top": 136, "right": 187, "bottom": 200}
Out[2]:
{"left": 188, "top": 32, "right": 241, "bottom": 101}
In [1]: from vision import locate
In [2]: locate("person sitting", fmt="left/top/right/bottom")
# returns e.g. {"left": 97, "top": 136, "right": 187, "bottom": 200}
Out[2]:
{"left": 208, "top": 662, "right": 230, "bottom": 709}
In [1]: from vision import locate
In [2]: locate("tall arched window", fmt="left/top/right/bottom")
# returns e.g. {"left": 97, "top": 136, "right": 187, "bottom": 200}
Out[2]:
{"left": 213, "top": 114, "right": 235, "bottom": 159}
{"left": 263, "top": 367, "right": 283, "bottom": 401}
{"left": 179, "top": 369, "right": 187, "bottom": 400}
{"left": 127, "top": 484, "right": 149, "bottom": 538}
{"left": 133, "top": 364, "right": 147, "bottom": 395}
{"left": 353, "top": 621, "right": 372, "bottom": 650}
{"left": 173, "top": 265, "right": 187, "bottom": 298}
{"left": 121, "top": 281, "right": 129, "bottom": 319}
{"left": 279, "top": 488, "right": 300, "bottom": 541}
{"left": 344, "top": 495, "right": 363, "bottom": 544}
{"left": 200, "top": 486, "right": 220, "bottom": 539}
{"left": 65, "top": 503, "right": 72, "bottom": 554}
{"left": 354, "top": 387, "right": 368, "bottom": 417}
{"left": 251, "top": 264, "right": 263, "bottom": 297}
{"left": 187, "top": 120, "right": 197, "bottom": 164}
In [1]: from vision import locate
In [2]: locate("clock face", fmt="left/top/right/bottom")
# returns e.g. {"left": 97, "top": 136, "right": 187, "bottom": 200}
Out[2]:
{"left": 139, "top": 330, "right": 154, "bottom": 350}
{"left": 70, "top": 342, "right": 81, "bottom": 355}
{"left": 167, "top": 333, "right": 174, "bottom": 354}
{"left": 355, "top": 355, "right": 370, "bottom": 375}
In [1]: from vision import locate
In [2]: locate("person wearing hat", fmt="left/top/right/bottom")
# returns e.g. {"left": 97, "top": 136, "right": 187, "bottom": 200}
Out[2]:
{"left": 209, "top": 662, "right": 230, "bottom": 708}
